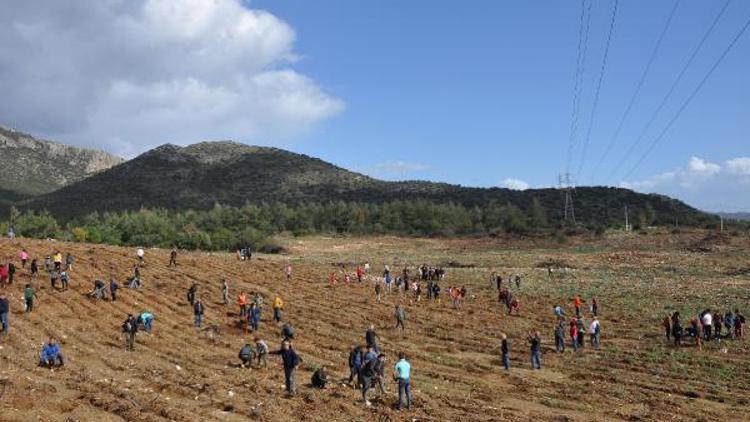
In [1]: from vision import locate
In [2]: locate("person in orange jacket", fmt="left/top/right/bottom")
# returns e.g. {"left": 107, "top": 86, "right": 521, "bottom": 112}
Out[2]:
{"left": 238, "top": 292, "right": 248, "bottom": 317}
{"left": 574, "top": 295, "right": 583, "bottom": 317}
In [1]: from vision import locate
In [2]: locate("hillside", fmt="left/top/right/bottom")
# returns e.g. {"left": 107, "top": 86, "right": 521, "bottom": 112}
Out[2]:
{"left": 1, "top": 233, "right": 748, "bottom": 421}
{"left": 0, "top": 125, "right": 124, "bottom": 197}
{"left": 718, "top": 212, "right": 750, "bottom": 221}
{"left": 20, "top": 141, "right": 715, "bottom": 228}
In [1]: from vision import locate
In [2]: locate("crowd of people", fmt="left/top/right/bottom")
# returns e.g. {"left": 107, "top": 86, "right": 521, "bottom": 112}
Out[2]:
{"left": 664, "top": 309, "right": 745, "bottom": 350}
{"left": 0, "top": 240, "right": 746, "bottom": 415}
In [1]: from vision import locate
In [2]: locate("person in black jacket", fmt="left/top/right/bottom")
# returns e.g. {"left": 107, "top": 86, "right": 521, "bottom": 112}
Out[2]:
{"left": 270, "top": 340, "right": 301, "bottom": 395}
{"left": 365, "top": 325, "right": 380, "bottom": 352}
{"left": 311, "top": 365, "right": 329, "bottom": 389}
{"left": 122, "top": 314, "right": 138, "bottom": 350}
{"left": 501, "top": 333, "right": 510, "bottom": 370}
{"left": 194, "top": 300, "right": 204, "bottom": 328}
{"left": 187, "top": 283, "right": 197, "bottom": 306}
{"left": 361, "top": 353, "right": 386, "bottom": 406}
{"left": 282, "top": 323, "right": 294, "bottom": 340}
{"left": 528, "top": 331, "right": 541, "bottom": 369}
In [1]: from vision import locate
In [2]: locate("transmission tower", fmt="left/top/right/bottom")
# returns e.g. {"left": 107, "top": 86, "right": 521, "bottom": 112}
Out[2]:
{"left": 559, "top": 173, "right": 576, "bottom": 225}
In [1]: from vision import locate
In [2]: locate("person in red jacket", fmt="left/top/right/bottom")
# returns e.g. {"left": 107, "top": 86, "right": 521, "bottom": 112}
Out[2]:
{"left": 356, "top": 266, "right": 364, "bottom": 283}
{"left": 0, "top": 263, "right": 8, "bottom": 288}
{"left": 569, "top": 318, "right": 579, "bottom": 352}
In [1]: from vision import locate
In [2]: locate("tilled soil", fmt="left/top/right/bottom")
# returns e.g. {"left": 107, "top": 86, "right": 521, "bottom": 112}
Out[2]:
{"left": 0, "top": 233, "right": 749, "bottom": 421}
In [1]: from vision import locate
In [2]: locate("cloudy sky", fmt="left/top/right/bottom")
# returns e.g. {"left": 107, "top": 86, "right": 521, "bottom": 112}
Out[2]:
{"left": 0, "top": 0, "right": 748, "bottom": 211}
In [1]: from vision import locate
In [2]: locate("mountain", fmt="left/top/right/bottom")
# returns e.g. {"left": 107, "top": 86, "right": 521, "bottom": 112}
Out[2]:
{"left": 717, "top": 212, "right": 750, "bottom": 221}
{"left": 20, "top": 141, "right": 716, "bottom": 227}
{"left": 0, "top": 125, "right": 123, "bottom": 199}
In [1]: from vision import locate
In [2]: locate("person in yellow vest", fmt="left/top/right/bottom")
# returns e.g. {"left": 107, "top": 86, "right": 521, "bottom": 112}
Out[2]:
{"left": 273, "top": 295, "right": 284, "bottom": 323}
{"left": 52, "top": 252, "right": 63, "bottom": 271}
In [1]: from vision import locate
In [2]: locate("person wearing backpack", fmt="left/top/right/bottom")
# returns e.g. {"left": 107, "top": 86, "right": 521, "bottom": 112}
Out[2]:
{"left": 123, "top": 314, "right": 138, "bottom": 350}
{"left": 589, "top": 317, "right": 601, "bottom": 349}
{"left": 60, "top": 271, "right": 70, "bottom": 291}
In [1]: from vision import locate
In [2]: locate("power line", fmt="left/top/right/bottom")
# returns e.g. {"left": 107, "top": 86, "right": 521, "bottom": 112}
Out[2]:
{"left": 591, "top": 0, "right": 681, "bottom": 182}
{"left": 575, "top": 0, "right": 619, "bottom": 180}
{"left": 622, "top": 13, "right": 750, "bottom": 181}
{"left": 607, "top": 0, "right": 731, "bottom": 183}
{"left": 565, "top": 0, "right": 594, "bottom": 175}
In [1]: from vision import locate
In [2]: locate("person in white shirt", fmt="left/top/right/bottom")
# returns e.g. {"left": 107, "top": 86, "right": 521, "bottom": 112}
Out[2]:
{"left": 589, "top": 317, "right": 601, "bottom": 349}
{"left": 701, "top": 311, "right": 713, "bottom": 340}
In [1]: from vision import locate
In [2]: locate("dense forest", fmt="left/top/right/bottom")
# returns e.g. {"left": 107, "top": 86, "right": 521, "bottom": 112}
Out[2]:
{"left": 1, "top": 199, "right": 731, "bottom": 252}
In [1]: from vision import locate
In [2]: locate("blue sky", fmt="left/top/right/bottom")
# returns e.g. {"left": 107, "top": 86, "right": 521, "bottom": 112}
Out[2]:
{"left": 1, "top": 0, "right": 748, "bottom": 210}
{"left": 251, "top": 0, "right": 749, "bottom": 210}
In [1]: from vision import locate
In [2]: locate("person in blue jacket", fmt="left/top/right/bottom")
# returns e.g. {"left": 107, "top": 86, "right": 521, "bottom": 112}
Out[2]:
{"left": 270, "top": 340, "right": 301, "bottom": 395}
{"left": 249, "top": 302, "right": 261, "bottom": 332}
{"left": 139, "top": 312, "right": 155, "bottom": 332}
{"left": 110, "top": 278, "right": 119, "bottom": 302}
{"left": 40, "top": 337, "right": 64, "bottom": 367}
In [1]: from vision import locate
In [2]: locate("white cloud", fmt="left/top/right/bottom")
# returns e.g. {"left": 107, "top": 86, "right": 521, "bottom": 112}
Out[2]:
{"left": 687, "top": 157, "right": 720, "bottom": 176}
{"left": 621, "top": 156, "right": 750, "bottom": 211}
{"left": 0, "top": 0, "right": 344, "bottom": 156}
{"left": 369, "top": 161, "right": 429, "bottom": 180}
{"left": 499, "top": 178, "right": 530, "bottom": 190}
{"left": 726, "top": 157, "right": 750, "bottom": 176}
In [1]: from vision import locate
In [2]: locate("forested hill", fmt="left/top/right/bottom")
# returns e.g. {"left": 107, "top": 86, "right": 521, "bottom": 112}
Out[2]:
{"left": 19, "top": 141, "right": 715, "bottom": 228}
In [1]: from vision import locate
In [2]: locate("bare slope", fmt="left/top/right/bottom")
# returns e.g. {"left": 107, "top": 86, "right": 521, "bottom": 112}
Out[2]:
{"left": 0, "top": 233, "right": 748, "bottom": 421}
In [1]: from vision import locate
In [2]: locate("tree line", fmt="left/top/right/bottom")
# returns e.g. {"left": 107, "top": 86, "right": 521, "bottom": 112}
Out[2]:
{"left": 0, "top": 199, "right": 733, "bottom": 252}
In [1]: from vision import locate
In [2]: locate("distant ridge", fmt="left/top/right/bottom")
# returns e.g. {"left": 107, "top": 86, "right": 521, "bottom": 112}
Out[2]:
{"left": 19, "top": 140, "right": 716, "bottom": 228}
{"left": 0, "top": 125, "right": 123, "bottom": 198}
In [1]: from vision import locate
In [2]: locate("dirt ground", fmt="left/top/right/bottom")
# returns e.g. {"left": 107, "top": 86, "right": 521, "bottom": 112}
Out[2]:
{"left": 0, "top": 230, "right": 749, "bottom": 421}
